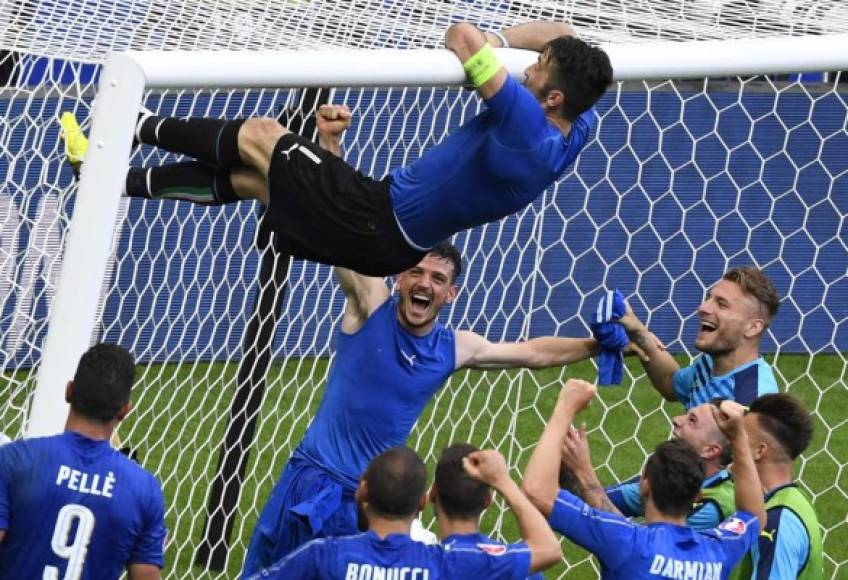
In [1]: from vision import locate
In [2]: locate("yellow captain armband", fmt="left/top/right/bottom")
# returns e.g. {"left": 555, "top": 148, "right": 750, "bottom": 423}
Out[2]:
{"left": 463, "top": 43, "right": 501, "bottom": 88}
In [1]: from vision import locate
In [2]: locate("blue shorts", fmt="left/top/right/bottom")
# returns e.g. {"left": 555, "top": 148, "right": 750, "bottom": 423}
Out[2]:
{"left": 241, "top": 452, "right": 358, "bottom": 576}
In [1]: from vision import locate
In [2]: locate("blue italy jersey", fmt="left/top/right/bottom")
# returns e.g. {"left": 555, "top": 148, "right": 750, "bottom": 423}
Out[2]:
{"left": 549, "top": 489, "right": 759, "bottom": 579}
{"left": 0, "top": 431, "right": 167, "bottom": 579}
{"left": 298, "top": 296, "right": 455, "bottom": 490}
{"left": 606, "top": 470, "right": 732, "bottom": 531}
{"left": 443, "top": 532, "right": 543, "bottom": 580}
{"left": 673, "top": 355, "right": 778, "bottom": 409}
{"left": 390, "top": 75, "right": 595, "bottom": 249}
{"left": 250, "top": 530, "right": 532, "bottom": 579}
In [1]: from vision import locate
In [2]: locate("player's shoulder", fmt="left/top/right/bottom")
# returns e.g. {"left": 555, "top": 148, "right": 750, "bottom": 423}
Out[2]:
{"left": 0, "top": 433, "right": 63, "bottom": 469}
{"left": 702, "top": 511, "right": 760, "bottom": 543}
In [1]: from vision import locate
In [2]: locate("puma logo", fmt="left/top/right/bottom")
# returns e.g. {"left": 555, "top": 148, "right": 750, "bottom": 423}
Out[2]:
{"left": 760, "top": 529, "right": 777, "bottom": 543}
{"left": 401, "top": 350, "right": 416, "bottom": 367}
{"left": 280, "top": 142, "right": 322, "bottom": 165}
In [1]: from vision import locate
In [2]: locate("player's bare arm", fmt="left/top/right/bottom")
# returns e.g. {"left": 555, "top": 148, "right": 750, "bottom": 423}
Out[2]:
{"left": 619, "top": 303, "right": 680, "bottom": 401}
{"left": 454, "top": 330, "right": 598, "bottom": 370}
{"left": 522, "top": 379, "right": 597, "bottom": 516}
{"left": 463, "top": 449, "right": 562, "bottom": 573}
{"left": 560, "top": 423, "right": 624, "bottom": 516}
{"left": 485, "top": 21, "right": 577, "bottom": 50}
{"left": 335, "top": 267, "right": 390, "bottom": 333}
{"left": 711, "top": 402, "right": 767, "bottom": 527}
{"left": 127, "top": 563, "right": 161, "bottom": 580}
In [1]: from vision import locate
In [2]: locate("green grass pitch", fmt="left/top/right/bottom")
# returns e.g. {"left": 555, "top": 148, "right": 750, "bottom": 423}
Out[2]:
{"left": 2, "top": 353, "right": 845, "bottom": 578}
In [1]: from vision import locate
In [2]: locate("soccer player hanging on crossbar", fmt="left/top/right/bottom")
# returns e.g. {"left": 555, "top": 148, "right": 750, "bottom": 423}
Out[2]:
{"left": 61, "top": 20, "right": 612, "bottom": 277}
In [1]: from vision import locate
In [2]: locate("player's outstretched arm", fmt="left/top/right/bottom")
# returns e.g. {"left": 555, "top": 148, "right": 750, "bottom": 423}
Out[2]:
{"left": 127, "top": 563, "right": 161, "bottom": 580}
{"left": 486, "top": 21, "right": 577, "bottom": 51}
{"left": 522, "top": 379, "right": 597, "bottom": 516}
{"left": 315, "top": 104, "right": 351, "bottom": 157}
{"left": 334, "top": 268, "right": 390, "bottom": 332}
{"left": 464, "top": 449, "right": 561, "bottom": 573}
{"left": 454, "top": 330, "right": 598, "bottom": 370}
{"left": 619, "top": 303, "right": 680, "bottom": 401}
{"left": 711, "top": 402, "right": 767, "bottom": 527}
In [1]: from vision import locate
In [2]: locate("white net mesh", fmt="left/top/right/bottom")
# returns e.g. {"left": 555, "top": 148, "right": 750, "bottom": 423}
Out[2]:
{"left": 1, "top": 1, "right": 847, "bottom": 578}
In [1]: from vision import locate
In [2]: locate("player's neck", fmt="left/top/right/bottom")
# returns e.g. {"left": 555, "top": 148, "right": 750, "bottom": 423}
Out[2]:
{"left": 643, "top": 501, "right": 687, "bottom": 527}
{"left": 757, "top": 460, "right": 794, "bottom": 494}
{"left": 708, "top": 345, "right": 759, "bottom": 377}
{"left": 368, "top": 516, "right": 414, "bottom": 539}
{"left": 436, "top": 515, "right": 480, "bottom": 538}
{"left": 65, "top": 412, "right": 115, "bottom": 442}
{"left": 547, "top": 113, "right": 572, "bottom": 136}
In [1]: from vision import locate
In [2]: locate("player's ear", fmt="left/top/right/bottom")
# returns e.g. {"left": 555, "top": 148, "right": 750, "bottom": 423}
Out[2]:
{"left": 544, "top": 89, "right": 565, "bottom": 114}
{"left": 428, "top": 483, "right": 438, "bottom": 504}
{"left": 482, "top": 491, "right": 492, "bottom": 510}
{"left": 64, "top": 380, "right": 73, "bottom": 403}
{"left": 446, "top": 284, "right": 459, "bottom": 304}
{"left": 744, "top": 317, "right": 765, "bottom": 339}
{"left": 701, "top": 442, "right": 721, "bottom": 462}
{"left": 115, "top": 401, "right": 132, "bottom": 421}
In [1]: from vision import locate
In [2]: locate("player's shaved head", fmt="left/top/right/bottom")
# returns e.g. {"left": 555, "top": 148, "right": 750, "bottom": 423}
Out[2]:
{"left": 363, "top": 446, "right": 428, "bottom": 519}
{"left": 748, "top": 393, "right": 812, "bottom": 462}
{"left": 643, "top": 439, "right": 705, "bottom": 518}
{"left": 434, "top": 443, "right": 490, "bottom": 519}
{"left": 69, "top": 343, "right": 135, "bottom": 423}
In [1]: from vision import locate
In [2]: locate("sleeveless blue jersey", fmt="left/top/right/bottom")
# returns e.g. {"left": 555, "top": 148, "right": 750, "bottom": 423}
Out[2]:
{"left": 250, "top": 530, "right": 532, "bottom": 579}
{"left": 390, "top": 75, "right": 595, "bottom": 249}
{"left": 549, "top": 490, "right": 759, "bottom": 579}
{"left": 0, "top": 431, "right": 167, "bottom": 579}
{"left": 298, "top": 296, "right": 455, "bottom": 490}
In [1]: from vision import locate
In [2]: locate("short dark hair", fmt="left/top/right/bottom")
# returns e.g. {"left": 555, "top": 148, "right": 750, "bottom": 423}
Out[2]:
{"left": 643, "top": 440, "right": 705, "bottom": 517}
{"left": 749, "top": 393, "right": 813, "bottom": 460}
{"left": 543, "top": 35, "right": 613, "bottom": 120}
{"left": 723, "top": 266, "right": 780, "bottom": 325}
{"left": 435, "top": 443, "right": 489, "bottom": 519}
{"left": 426, "top": 241, "right": 462, "bottom": 283}
{"left": 363, "top": 447, "right": 428, "bottom": 519}
{"left": 69, "top": 344, "right": 136, "bottom": 423}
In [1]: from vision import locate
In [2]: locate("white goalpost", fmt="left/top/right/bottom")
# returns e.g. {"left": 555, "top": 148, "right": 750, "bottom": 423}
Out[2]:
{"left": 2, "top": 1, "right": 848, "bottom": 577}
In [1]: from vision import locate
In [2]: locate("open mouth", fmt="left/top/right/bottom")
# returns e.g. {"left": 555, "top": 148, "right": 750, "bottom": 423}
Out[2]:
{"left": 409, "top": 292, "right": 432, "bottom": 314}
{"left": 700, "top": 320, "right": 717, "bottom": 334}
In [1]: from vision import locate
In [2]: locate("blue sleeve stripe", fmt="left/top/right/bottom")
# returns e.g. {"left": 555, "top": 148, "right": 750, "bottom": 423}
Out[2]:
{"left": 733, "top": 364, "right": 761, "bottom": 406}
{"left": 695, "top": 358, "right": 710, "bottom": 387}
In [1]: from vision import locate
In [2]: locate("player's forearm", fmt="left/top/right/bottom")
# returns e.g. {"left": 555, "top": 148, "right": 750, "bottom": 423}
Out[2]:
{"left": 318, "top": 134, "right": 342, "bottom": 157}
{"left": 573, "top": 471, "right": 624, "bottom": 517}
{"left": 626, "top": 323, "right": 679, "bottom": 400}
{"left": 127, "top": 564, "right": 161, "bottom": 580}
{"left": 522, "top": 401, "right": 575, "bottom": 515}
{"left": 729, "top": 433, "right": 767, "bottom": 527}
{"left": 489, "top": 21, "right": 577, "bottom": 51}
{"left": 495, "top": 476, "right": 562, "bottom": 572}
{"left": 524, "top": 337, "right": 598, "bottom": 368}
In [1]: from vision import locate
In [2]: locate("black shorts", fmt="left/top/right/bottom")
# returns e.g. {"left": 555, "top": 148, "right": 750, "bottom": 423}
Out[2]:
{"left": 262, "top": 133, "right": 426, "bottom": 276}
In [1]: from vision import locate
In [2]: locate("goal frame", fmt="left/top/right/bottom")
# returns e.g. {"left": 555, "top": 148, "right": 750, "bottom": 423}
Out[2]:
{"left": 26, "top": 33, "right": 848, "bottom": 438}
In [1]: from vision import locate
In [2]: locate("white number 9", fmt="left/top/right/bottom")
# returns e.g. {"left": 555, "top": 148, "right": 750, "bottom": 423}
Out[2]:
{"left": 43, "top": 504, "right": 96, "bottom": 580}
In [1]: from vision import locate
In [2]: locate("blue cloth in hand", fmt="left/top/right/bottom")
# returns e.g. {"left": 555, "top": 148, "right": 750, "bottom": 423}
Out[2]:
{"left": 591, "top": 289, "right": 629, "bottom": 385}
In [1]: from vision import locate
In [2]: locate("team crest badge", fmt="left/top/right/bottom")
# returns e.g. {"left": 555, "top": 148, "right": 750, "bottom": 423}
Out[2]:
{"left": 718, "top": 517, "right": 748, "bottom": 535}
{"left": 477, "top": 543, "right": 507, "bottom": 556}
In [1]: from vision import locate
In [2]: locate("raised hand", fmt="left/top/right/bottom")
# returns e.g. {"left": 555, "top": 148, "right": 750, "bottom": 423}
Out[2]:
{"left": 316, "top": 104, "right": 352, "bottom": 139}
{"left": 463, "top": 449, "right": 510, "bottom": 487}
{"left": 711, "top": 400, "right": 747, "bottom": 440}
{"left": 557, "top": 379, "right": 597, "bottom": 413}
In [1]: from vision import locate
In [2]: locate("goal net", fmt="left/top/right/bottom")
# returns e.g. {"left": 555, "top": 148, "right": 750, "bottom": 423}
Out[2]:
{"left": 1, "top": 1, "right": 847, "bottom": 578}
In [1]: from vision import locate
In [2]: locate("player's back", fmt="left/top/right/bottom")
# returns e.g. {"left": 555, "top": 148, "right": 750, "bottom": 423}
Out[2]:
{"left": 0, "top": 431, "right": 167, "bottom": 579}
{"left": 443, "top": 532, "right": 544, "bottom": 580}
{"left": 258, "top": 530, "right": 532, "bottom": 579}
